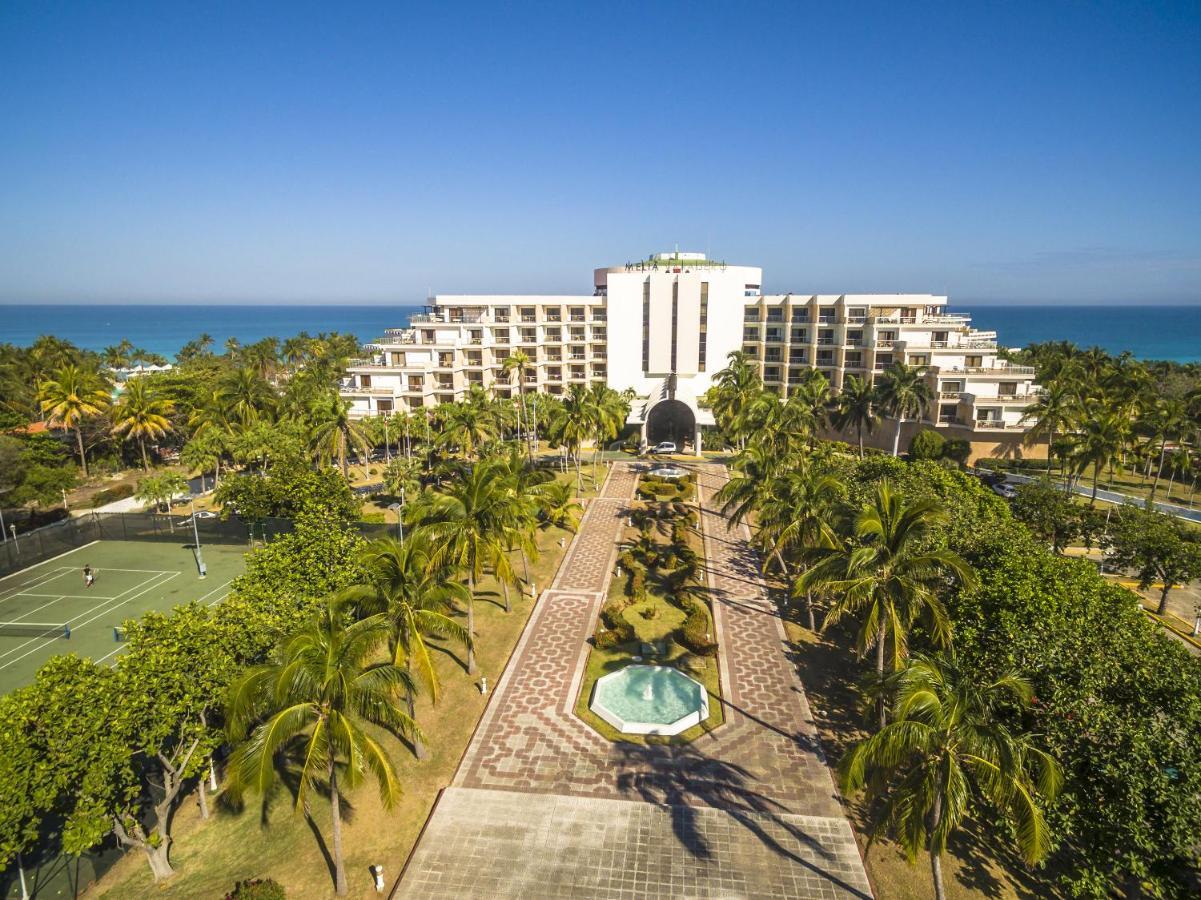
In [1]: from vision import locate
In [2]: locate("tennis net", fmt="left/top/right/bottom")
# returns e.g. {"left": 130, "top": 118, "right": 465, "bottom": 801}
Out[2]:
{"left": 0, "top": 622, "right": 71, "bottom": 639}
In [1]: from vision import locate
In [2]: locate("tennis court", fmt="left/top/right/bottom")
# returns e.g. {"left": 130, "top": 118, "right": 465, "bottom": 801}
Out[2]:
{"left": 0, "top": 539, "right": 247, "bottom": 694}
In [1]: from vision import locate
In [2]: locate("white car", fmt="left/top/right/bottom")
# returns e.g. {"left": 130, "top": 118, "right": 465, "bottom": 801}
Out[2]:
{"left": 651, "top": 442, "right": 677, "bottom": 454}
{"left": 992, "top": 482, "right": 1017, "bottom": 499}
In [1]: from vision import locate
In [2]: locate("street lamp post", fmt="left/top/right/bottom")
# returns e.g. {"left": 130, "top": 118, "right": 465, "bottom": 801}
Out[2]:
{"left": 387, "top": 492, "right": 405, "bottom": 545}
{"left": 190, "top": 498, "right": 207, "bottom": 578}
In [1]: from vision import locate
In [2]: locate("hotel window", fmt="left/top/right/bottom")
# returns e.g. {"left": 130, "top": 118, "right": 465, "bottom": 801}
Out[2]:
{"left": 467, "top": 372, "right": 483, "bottom": 384}
{"left": 493, "top": 328, "right": 509, "bottom": 345}
{"left": 545, "top": 307, "right": 562, "bottom": 322}
{"left": 764, "top": 366, "right": 780, "bottom": 381}
{"left": 494, "top": 307, "right": 510, "bottom": 323}
{"left": 593, "top": 365, "right": 607, "bottom": 378}
{"left": 766, "top": 328, "right": 783, "bottom": 343}
{"left": 791, "top": 327, "right": 808, "bottom": 343}
{"left": 791, "top": 308, "right": 809, "bottom": 323}
{"left": 436, "top": 376, "right": 453, "bottom": 389}
{"left": 744, "top": 283, "right": 761, "bottom": 297}
{"left": 845, "top": 352, "right": 863, "bottom": 368}
{"left": 547, "top": 366, "right": 562, "bottom": 381}
{"left": 847, "top": 330, "right": 863, "bottom": 346}
{"left": 545, "top": 347, "right": 561, "bottom": 361}
{"left": 966, "top": 355, "right": 983, "bottom": 367}
{"left": 421, "top": 330, "right": 435, "bottom": 344}
{"left": 670, "top": 281, "right": 679, "bottom": 371}
{"left": 592, "top": 326, "right": 607, "bottom": 341}
{"left": 817, "top": 350, "right": 834, "bottom": 366}
{"left": 569, "top": 306, "right": 585, "bottom": 322}
{"left": 766, "top": 308, "right": 784, "bottom": 323}
{"left": 545, "top": 326, "right": 561, "bottom": 341}
{"left": 469, "top": 329, "right": 482, "bottom": 344}
{"left": 569, "top": 326, "right": 585, "bottom": 341}
{"left": 377, "top": 399, "right": 393, "bottom": 413}
{"left": 591, "top": 308, "right": 606, "bottom": 321}
{"left": 847, "top": 306, "right": 867, "bottom": 323}
{"left": 407, "top": 376, "right": 424, "bottom": 392}
{"left": 698, "top": 282, "right": 708, "bottom": 372}
{"left": 789, "top": 349, "right": 808, "bottom": 364}
{"left": 520, "top": 328, "right": 537, "bottom": 344}
{"left": 436, "top": 393, "right": 453, "bottom": 405}
{"left": 570, "top": 365, "right": 586, "bottom": 380}
{"left": 359, "top": 374, "right": 372, "bottom": 388}
{"left": 743, "top": 327, "right": 759, "bottom": 342}
{"left": 466, "top": 352, "right": 482, "bottom": 366}
{"left": 909, "top": 354, "right": 929, "bottom": 366}
{"left": 744, "top": 308, "right": 760, "bottom": 322}
{"left": 818, "top": 329, "right": 835, "bottom": 346}
{"left": 876, "top": 353, "right": 894, "bottom": 370}
{"left": 765, "top": 348, "right": 782, "bottom": 362}
{"left": 438, "top": 352, "right": 454, "bottom": 368}
{"left": 789, "top": 368, "right": 805, "bottom": 384}
{"left": 742, "top": 345, "right": 757, "bottom": 358}
{"left": 999, "top": 382, "right": 1018, "bottom": 397}
{"left": 641, "top": 282, "right": 650, "bottom": 371}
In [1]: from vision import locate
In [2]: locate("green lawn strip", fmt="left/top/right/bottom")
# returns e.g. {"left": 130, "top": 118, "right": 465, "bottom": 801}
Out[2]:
{"left": 572, "top": 500, "right": 724, "bottom": 746}
{"left": 95, "top": 526, "right": 572, "bottom": 899}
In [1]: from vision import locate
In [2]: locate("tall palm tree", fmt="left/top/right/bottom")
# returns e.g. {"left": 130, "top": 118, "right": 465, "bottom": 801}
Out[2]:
{"left": 712, "top": 350, "right": 763, "bottom": 449}
{"left": 1020, "top": 380, "right": 1076, "bottom": 475}
{"left": 308, "top": 392, "right": 372, "bottom": 480}
{"left": 219, "top": 366, "right": 275, "bottom": 428}
{"left": 1069, "top": 408, "right": 1128, "bottom": 504}
{"left": 876, "top": 362, "right": 933, "bottom": 457}
{"left": 833, "top": 374, "right": 880, "bottom": 458}
{"left": 341, "top": 536, "right": 471, "bottom": 757}
{"left": 1145, "top": 397, "right": 1188, "bottom": 503}
{"left": 436, "top": 391, "right": 494, "bottom": 460}
{"left": 416, "top": 458, "right": 521, "bottom": 672}
{"left": 225, "top": 601, "right": 421, "bottom": 896}
{"left": 586, "top": 381, "right": 628, "bottom": 481}
{"left": 553, "top": 384, "right": 593, "bottom": 494}
{"left": 110, "top": 378, "right": 175, "bottom": 470}
{"left": 502, "top": 349, "right": 533, "bottom": 458}
{"left": 798, "top": 481, "right": 976, "bottom": 727}
{"left": 39, "top": 364, "right": 111, "bottom": 476}
{"left": 839, "top": 654, "right": 1061, "bottom": 900}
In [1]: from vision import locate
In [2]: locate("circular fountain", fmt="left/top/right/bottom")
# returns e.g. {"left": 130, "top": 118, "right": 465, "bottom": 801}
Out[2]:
{"left": 589, "top": 665, "right": 709, "bottom": 736}
{"left": 647, "top": 465, "right": 687, "bottom": 480}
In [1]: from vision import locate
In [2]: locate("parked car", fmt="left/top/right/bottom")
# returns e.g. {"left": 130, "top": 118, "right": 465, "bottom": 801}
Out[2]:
{"left": 651, "top": 442, "right": 677, "bottom": 454}
{"left": 177, "top": 510, "right": 218, "bottom": 525}
{"left": 992, "top": 482, "right": 1017, "bottom": 499}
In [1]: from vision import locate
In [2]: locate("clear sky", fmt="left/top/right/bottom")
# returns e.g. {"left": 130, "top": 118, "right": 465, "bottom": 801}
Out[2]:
{"left": 1, "top": 1, "right": 1198, "bottom": 305}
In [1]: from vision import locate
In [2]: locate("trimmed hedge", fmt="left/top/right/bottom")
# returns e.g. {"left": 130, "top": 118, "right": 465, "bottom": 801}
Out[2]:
{"left": 676, "top": 598, "right": 717, "bottom": 656}
{"left": 226, "top": 878, "right": 286, "bottom": 900}
{"left": 90, "top": 483, "right": 135, "bottom": 508}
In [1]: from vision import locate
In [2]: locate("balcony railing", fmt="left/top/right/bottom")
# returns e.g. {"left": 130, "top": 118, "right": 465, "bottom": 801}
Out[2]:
{"left": 876, "top": 340, "right": 895, "bottom": 349}
{"left": 948, "top": 365, "right": 1037, "bottom": 375}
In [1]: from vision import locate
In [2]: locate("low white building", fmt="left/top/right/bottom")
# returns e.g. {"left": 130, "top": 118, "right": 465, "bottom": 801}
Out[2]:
{"left": 342, "top": 252, "right": 1038, "bottom": 458}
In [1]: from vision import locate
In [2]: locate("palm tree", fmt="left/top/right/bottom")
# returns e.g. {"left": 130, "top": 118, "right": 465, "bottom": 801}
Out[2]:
{"left": 416, "top": 458, "right": 521, "bottom": 672}
{"left": 436, "top": 392, "right": 494, "bottom": 460}
{"left": 340, "top": 536, "right": 471, "bottom": 757}
{"left": 110, "top": 378, "right": 175, "bottom": 470}
{"left": 834, "top": 374, "right": 880, "bottom": 458}
{"left": 876, "top": 362, "right": 933, "bottom": 457}
{"left": 1069, "top": 409, "right": 1128, "bottom": 504}
{"left": 586, "top": 381, "right": 628, "bottom": 481}
{"left": 839, "top": 654, "right": 1061, "bottom": 900}
{"left": 180, "top": 428, "right": 227, "bottom": 489}
{"left": 798, "top": 481, "right": 976, "bottom": 727}
{"left": 219, "top": 366, "right": 275, "bottom": 428}
{"left": 1145, "top": 398, "right": 1188, "bottom": 503}
{"left": 308, "top": 391, "right": 371, "bottom": 480}
{"left": 1021, "top": 380, "right": 1076, "bottom": 475}
{"left": 225, "top": 600, "right": 420, "bottom": 896}
{"left": 553, "top": 384, "right": 593, "bottom": 494}
{"left": 39, "top": 364, "right": 111, "bottom": 476}
{"left": 135, "top": 471, "right": 188, "bottom": 512}
{"left": 712, "top": 350, "right": 763, "bottom": 449}
{"left": 502, "top": 349, "right": 533, "bottom": 458}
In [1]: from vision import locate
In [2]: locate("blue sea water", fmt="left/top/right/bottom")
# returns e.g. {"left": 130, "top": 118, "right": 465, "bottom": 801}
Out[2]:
{"left": 0, "top": 304, "right": 424, "bottom": 361}
{"left": 0, "top": 303, "right": 1199, "bottom": 363}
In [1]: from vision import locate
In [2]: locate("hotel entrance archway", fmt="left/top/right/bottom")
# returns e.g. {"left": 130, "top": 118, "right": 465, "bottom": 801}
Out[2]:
{"left": 645, "top": 399, "right": 696, "bottom": 449}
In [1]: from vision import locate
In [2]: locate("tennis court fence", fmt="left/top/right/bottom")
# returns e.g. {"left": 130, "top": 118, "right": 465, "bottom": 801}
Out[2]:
{"left": 0, "top": 512, "right": 396, "bottom": 579}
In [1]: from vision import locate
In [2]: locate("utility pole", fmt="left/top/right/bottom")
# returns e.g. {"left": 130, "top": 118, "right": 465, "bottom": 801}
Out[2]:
{"left": 190, "top": 498, "right": 206, "bottom": 577}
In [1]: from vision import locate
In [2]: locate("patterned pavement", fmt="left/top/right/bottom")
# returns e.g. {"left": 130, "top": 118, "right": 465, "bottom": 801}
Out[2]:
{"left": 395, "top": 462, "right": 871, "bottom": 898}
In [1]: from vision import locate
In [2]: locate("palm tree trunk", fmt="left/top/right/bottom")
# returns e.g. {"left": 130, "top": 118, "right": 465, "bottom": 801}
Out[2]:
{"left": 1151, "top": 440, "right": 1167, "bottom": 501}
{"left": 75, "top": 425, "right": 89, "bottom": 476}
{"left": 467, "top": 574, "right": 478, "bottom": 674}
{"left": 876, "top": 630, "right": 887, "bottom": 728}
{"left": 929, "top": 792, "right": 946, "bottom": 900}
{"left": 139, "top": 436, "right": 149, "bottom": 471}
{"left": 892, "top": 418, "right": 903, "bottom": 457}
{"left": 857, "top": 423, "right": 864, "bottom": 459}
{"left": 1091, "top": 467, "right": 1100, "bottom": 505}
{"left": 339, "top": 430, "right": 348, "bottom": 481}
{"left": 407, "top": 678, "right": 426, "bottom": 759}
{"left": 501, "top": 575, "right": 511, "bottom": 613}
{"left": 328, "top": 759, "right": 347, "bottom": 895}
{"left": 1046, "top": 430, "right": 1054, "bottom": 475}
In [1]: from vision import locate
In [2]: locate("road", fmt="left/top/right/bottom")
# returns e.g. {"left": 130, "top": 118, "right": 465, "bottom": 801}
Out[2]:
{"left": 1005, "top": 473, "right": 1201, "bottom": 524}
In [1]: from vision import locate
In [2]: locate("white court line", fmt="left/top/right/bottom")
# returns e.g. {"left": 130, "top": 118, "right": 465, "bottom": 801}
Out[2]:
{"left": 0, "top": 572, "right": 170, "bottom": 662}
{"left": 207, "top": 592, "right": 231, "bottom": 607}
{"left": 194, "top": 580, "right": 232, "bottom": 605}
{"left": 0, "top": 567, "right": 74, "bottom": 604}
{"left": 95, "top": 643, "right": 128, "bottom": 665}
{"left": 0, "top": 540, "right": 100, "bottom": 592}
{"left": 17, "top": 592, "right": 124, "bottom": 600}
{"left": 97, "top": 584, "right": 232, "bottom": 667}
{"left": 78, "top": 567, "right": 180, "bottom": 575}
{"left": 0, "top": 573, "right": 179, "bottom": 672}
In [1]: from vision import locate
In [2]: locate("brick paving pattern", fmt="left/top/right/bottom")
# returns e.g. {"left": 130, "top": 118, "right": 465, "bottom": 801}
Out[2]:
{"left": 397, "top": 462, "right": 871, "bottom": 898}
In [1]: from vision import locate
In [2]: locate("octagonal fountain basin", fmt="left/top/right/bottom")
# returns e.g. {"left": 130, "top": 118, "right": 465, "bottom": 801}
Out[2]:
{"left": 590, "top": 665, "right": 709, "bottom": 736}
{"left": 648, "top": 465, "right": 687, "bottom": 480}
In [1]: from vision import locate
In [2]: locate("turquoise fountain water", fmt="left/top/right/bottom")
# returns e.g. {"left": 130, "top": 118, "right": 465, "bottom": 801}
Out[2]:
{"left": 590, "top": 665, "right": 708, "bottom": 736}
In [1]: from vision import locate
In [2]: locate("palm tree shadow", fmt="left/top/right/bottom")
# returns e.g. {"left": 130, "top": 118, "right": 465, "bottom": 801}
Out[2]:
{"left": 612, "top": 742, "right": 871, "bottom": 899}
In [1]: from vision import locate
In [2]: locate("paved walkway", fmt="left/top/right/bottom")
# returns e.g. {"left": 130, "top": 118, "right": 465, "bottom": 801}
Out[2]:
{"left": 396, "top": 463, "right": 871, "bottom": 898}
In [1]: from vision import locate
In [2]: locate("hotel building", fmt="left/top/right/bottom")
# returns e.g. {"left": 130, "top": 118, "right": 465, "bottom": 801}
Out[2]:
{"left": 341, "top": 252, "right": 1038, "bottom": 459}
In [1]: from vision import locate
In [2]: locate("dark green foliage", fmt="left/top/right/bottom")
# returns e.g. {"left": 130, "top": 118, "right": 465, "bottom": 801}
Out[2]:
{"left": 907, "top": 427, "right": 945, "bottom": 460}
{"left": 636, "top": 473, "right": 695, "bottom": 502}
{"left": 90, "top": 482, "right": 135, "bottom": 507}
{"left": 675, "top": 598, "right": 717, "bottom": 656}
{"left": 941, "top": 437, "right": 971, "bottom": 465}
{"left": 214, "top": 458, "right": 359, "bottom": 522}
{"left": 226, "top": 878, "right": 287, "bottom": 900}
{"left": 1011, "top": 478, "right": 1090, "bottom": 552}
{"left": 1105, "top": 503, "right": 1201, "bottom": 615}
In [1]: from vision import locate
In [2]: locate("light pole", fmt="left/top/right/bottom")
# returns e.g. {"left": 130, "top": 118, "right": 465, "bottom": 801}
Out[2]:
{"left": 388, "top": 494, "right": 404, "bottom": 545}
{"left": 383, "top": 413, "right": 391, "bottom": 465}
{"left": 62, "top": 488, "right": 69, "bottom": 511}
{"left": 190, "top": 498, "right": 207, "bottom": 578}
{"left": 0, "top": 504, "right": 6, "bottom": 543}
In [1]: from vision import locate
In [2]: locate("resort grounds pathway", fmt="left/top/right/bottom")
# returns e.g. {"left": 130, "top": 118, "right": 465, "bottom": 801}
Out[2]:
{"left": 394, "top": 462, "right": 872, "bottom": 898}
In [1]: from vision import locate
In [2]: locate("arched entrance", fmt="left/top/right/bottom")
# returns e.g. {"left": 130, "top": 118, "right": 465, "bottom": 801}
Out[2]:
{"left": 645, "top": 399, "right": 696, "bottom": 448}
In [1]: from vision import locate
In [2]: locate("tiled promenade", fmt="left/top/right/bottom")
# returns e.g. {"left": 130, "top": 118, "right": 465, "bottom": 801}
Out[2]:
{"left": 395, "top": 463, "right": 872, "bottom": 899}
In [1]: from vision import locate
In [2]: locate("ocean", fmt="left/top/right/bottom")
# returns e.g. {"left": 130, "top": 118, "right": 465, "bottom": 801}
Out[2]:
{"left": 1, "top": 303, "right": 1199, "bottom": 363}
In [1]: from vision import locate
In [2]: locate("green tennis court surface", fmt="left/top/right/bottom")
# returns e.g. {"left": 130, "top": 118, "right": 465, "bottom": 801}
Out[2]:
{"left": 0, "top": 540, "right": 247, "bottom": 694}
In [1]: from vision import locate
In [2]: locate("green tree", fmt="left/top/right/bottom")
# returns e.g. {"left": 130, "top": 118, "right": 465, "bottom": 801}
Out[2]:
{"left": 876, "top": 362, "right": 933, "bottom": 457}
{"left": 711, "top": 350, "right": 763, "bottom": 449}
{"left": 1011, "top": 478, "right": 1085, "bottom": 553}
{"left": 799, "top": 480, "right": 976, "bottom": 727}
{"left": 219, "top": 366, "right": 276, "bottom": 428}
{"left": 340, "top": 535, "right": 471, "bottom": 756}
{"left": 1069, "top": 408, "right": 1129, "bottom": 504}
{"left": 307, "top": 391, "right": 371, "bottom": 479}
{"left": 1021, "top": 380, "right": 1076, "bottom": 475}
{"left": 180, "top": 427, "right": 227, "bottom": 488}
{"left": 907, "top": 428, "right": 946, "bottom": 461}
{"left": 225, "top": 600, "right": 420, "bottom": 896}
{"left": 840, "top": 653, "right": 1061, "bottom": 900}
{"left": 136, "top": 471, "right": 188, "bottom": 512}
{"left": 833, "top": 373, "right": 879, "bottom": 458}
{"left": 38, "top": 364, "right": 111, "bottom": 476}
{"left": 111, "top": 377, "right": 175, "bottom": 470}
{"left": 1106, "top": 504, "right": 1201, "bottom": 615}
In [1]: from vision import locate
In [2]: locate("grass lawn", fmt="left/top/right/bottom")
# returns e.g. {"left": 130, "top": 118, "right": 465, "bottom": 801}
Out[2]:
{"left": 91, "top": 523, "right": 575, "bottom": 900}
{"left": 573, "top": 503, "right": 724, "bottom": 746}
{"left": 783, "top": 617, "right": 1063, "bottom": 899}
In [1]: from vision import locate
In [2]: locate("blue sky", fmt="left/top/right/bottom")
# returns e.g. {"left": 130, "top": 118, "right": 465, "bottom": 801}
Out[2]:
{"left": 1, "top": 1, "right": 1198, "bottom": 305}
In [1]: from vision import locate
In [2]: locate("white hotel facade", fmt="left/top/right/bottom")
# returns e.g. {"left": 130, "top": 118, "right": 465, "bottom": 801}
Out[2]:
{"left": 341, "top": 252, "right": 1039, "bottom": 459}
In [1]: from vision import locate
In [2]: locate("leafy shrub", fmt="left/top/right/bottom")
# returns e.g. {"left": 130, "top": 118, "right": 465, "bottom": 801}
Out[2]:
{"left": 942, "top": 438, "right": 971, "bottom": 465}
{"left": 593, "top": 627, "right": 621, "bottom": 650}
{"left": 675, "top": 599, "right": 717, "bottom": 656}
{"left": 90, "top": 483, "right": 135, "bottom": 508}
{"left": 359, "top": 511, "right": 386, "bottom": 524}
{"left": 226, "top": 878, "right": 286, "bottom": 900}
{"left": 908, "top": 428, "right": 946, "bottom": 460}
